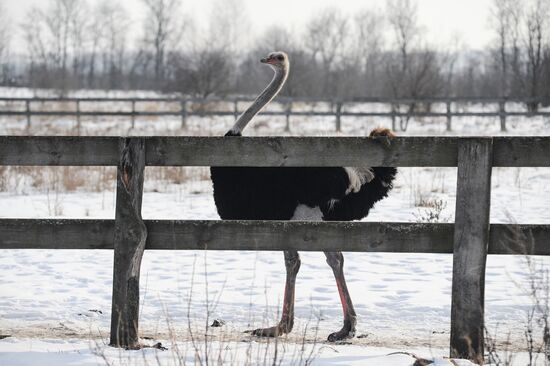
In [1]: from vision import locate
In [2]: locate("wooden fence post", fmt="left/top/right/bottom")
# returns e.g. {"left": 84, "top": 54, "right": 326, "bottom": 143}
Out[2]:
{"left": 76, "top": 100, "right": 81, "bottom": 135}
{"left": 180, "top": 99, "right": 187, "bottom": 129}
{"left": 335, "top": 101, "right": 342, "bottom": 132}
{"left": 233, "top": 99, "right": 239, "bottom": 120}
{"left": 499, "top": 100, "right": 507, "bottom": 132}
{"left": 131, "top": 100, "right": 136, "bottom": 129}
{"left": 285, "top": 101, "right": 292, "bottom": 132}
{"left": 26, "top": 100, "right": 31, "bottom": 130}
{"left": 391, "top": 104, "right": 397, "bottom": 131}
{"left": 110, "top": 137, "right": 147, "bottom": 349}
{"left": 450, "top": 138, "right": 493, "bottom": 364}
{"left": 446, "top": 101, "right": 452, "bottom": 131}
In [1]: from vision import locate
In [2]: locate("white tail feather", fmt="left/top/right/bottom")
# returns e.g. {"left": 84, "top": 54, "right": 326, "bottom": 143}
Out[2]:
{"left": 344, "top": 167, "right": 375, "bottom": 194}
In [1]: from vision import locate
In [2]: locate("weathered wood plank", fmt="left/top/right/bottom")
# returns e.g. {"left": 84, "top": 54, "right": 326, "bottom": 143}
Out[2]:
{"left": 3, "top": 219, "right": 550, "bottom": 254}
{"left": 4, "top": 109, "right": 550, "bottom": 118}
{"left": 493, "top": 137, "right": 550, "bottom": 167}
{"left": 0, "top": 220, "right": 453, "bottom": 251}
{"left": 144, "top": 136, "right": 459, "bottom": 167}
{"left": 2, "top": 136, "right": 550, "bottom": 167}
{"left": 0, "top": 136, "right": 459, "bottom": 167}
{"left": 110, "top": 138, "right": 147, "bottom": 349}
{"left": 0, "top": 136, "right": 120, "bottom": 166}
{"left": 145, "top": 220, "right": 454, "bottom": 252}
{"left": 490, "top": 224, "right": 550, "bottom": 255}
{"left": 0, "top": 219, "right": 114, "bottom": 249}
{"left": 1, "top": 96, "right": 549, "bottom": 103}
{"left": 450, "top": 138, "right": 493, "bottom": 364}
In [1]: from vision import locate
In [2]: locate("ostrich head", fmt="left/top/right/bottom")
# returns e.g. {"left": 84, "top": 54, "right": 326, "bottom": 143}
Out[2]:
{"left": 260, "top": 51, "right": 289, "bottom": 71}
{"left": 227, "top": 51, "right": 289, "bottom": 136}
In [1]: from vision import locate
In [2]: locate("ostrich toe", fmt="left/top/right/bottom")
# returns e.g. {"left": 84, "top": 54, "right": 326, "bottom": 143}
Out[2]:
{"left": 327, "top": 318, "right": 356, "bottom": 342}
{"left": 250, "top": 323, "right": 290, "bottom": 337}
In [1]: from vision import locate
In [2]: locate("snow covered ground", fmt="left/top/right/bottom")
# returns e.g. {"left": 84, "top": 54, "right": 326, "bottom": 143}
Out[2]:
{"left": 0, "top": 338, "right": 487, "bottom": 366}
{"left": 1, "top": 89, "right": 550, "bottom": 365}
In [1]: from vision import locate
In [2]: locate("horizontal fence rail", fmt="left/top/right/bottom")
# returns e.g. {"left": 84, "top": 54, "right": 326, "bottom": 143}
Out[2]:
{"left": 1, "top": 96, "right": 550, "bottom": 132}
{"left": 1, "top": 219, "right": 549, "bottom": 255}
{"left": 1, "top": 96, "right": 550, "bottom": 103}
{"left": 1, "top": 135, "right": 550, "bottom": 362}
{"left": 1, "top": 136, "right": 550, "bottom": 167}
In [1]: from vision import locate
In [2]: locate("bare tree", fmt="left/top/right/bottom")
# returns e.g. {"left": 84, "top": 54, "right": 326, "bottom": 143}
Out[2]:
{"left": 21, "top": 0, "right": 88, "bottom": 92}
{"left": 22, "top": 7, "right": 49, "bottom": 87}
{"left": 8, "top": 0, "right": 549, "bottom": 103}
{"left": 92, "top": 1, "right": 130, "bottom": 89}
{"left": 209, "top": 0, "right": 251, "bottom": 54}
{"left": 0, "top": 2, "right": 11, "bottom": 84}
{"left": 45, "top": 0, "right": 87, "bottom": 90}
{"left": 386, "top": 0, "right": 445, "bottom": 98}
{"left": 69, "top": 2, "right": 89, "bottom": 88}
{"left": 304, "top": 7, "right": 349, "bottom": 96}
{"left": 385, "top": 0, "right": 445, "bottom": 130}
{"left": 171, "top": 46, "right": 231, "bottom": 98}
{"left": 387, "top": 0, "right": 420, "bottom": 76}
{"left": 141, "top": 0, "right": 183, "bottom": 86}
{"left": 385, "top": 0, "right": 418, "bottom": 101}
{"left": 207, "top": 0, "right": 251, "bottom": 92}
{"left": 490, "top": 0, "right": 523, "bottom": 97}
{"left": 167, "top": 0, "right": 252, "bottom": 98}
{"left": 524, "top": 0, "right": 550, "bottom": 109}
{"left": 86, "top": 4, "right": 103, "bottom": 88}
{"left": 352, "top": 9, "right": 385, "bottom": 97}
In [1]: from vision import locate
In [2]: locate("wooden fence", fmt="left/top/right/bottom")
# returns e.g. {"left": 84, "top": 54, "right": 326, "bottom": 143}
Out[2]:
{"left": 1, "top": 96, "right": 550, "bottom": 133}
{"left": 1, "top": 135, "right": 550, "bottom": 363}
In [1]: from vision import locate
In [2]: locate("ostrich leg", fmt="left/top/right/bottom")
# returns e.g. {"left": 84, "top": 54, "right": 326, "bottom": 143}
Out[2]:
{"left": 252, "top": 250, "right": 301, "bottom": 337}
{"left": 324, "top": 251, "right": 357, "bottom": 341}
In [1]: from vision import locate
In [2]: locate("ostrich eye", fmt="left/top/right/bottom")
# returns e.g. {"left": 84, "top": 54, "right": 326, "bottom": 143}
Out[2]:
{"left": 277, "top": 55, "right": 284, "bottom": 61}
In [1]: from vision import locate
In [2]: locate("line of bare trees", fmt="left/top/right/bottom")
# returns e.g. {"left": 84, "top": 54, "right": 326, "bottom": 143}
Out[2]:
{"left": 0, "top": 2, "right": 12, "bottom": 84}
{"left": 491, "top": 0, "right": 550, "bottom": 109}
{"left": 2, "top": 0, "right": 550, "bottom": 102}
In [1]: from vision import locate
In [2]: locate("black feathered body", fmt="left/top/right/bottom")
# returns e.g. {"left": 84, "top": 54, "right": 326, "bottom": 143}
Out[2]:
{"left": 210, "top": 165, "right": 396, "bottom": 221}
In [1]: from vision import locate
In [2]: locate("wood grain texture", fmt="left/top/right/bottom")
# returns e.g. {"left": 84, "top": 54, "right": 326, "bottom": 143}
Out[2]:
{"left": 450, "top": 138, "right": 493, "bottom": 364}
{"left": 110, "top": 138, "right": 147, "bottom": 349}
{"left": 0, "top": 136, "right": 456, "bottom": 167}
{"left": 2, "top": 219, "right": 549, "bottom": 254}
{"left": 0, "top": 219, "right": 114, "bottom": 249}
{"left": 2, "top": 136, "right": 549, "bottom": 167}
{"left": 1, "top": 96, "right": 549, "bottom": 103}
{"left": 4, "top": 110, "right": 550, "bottom": 118}
{"left": 0, "top": 136, "right": 119, "bottom": 166}
{"left": 144, "top": 220, "right": 454, "bottom": 252}
{"left": 493, "top": 137, "right": 550, "bottom": 167}
{"left": 490, "top": 224, "right": 550, "bottom": 255}
{"left": 145, "top": 136, "right": 459, "bottom": 167}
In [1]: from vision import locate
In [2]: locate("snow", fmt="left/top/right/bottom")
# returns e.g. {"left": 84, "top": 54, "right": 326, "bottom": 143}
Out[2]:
{"left": 1, "top": 88, "right": 550, "bottom": 365}
{"left": 0, "top": 338, "right": 486, "bottom": 366}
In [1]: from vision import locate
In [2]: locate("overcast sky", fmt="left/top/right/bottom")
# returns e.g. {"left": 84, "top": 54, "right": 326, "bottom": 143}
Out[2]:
{"left": 3, "top": 0, "right": 494, "bottom": 52}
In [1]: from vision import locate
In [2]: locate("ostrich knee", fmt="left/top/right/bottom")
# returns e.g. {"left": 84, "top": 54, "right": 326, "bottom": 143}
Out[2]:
{"left": 325, "top": 251, "right": 344, "bottom": 272}
{"left": 284, "top": 250, "right": 301, "bottom": 275}
{"left": 280, "top": 250, "right": 300, "bottom": 331}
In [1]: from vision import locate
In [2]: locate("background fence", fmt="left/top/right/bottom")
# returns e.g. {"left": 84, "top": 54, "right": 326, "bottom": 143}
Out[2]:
{"left": 1, "top": 97, "right": 550, "bottom": 132}
{"left": 1, "top": 136, "right": 550, "bottom": 363}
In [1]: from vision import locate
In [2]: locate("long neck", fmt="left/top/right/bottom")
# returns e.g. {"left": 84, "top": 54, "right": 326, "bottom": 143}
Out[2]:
{"left": 228, "top": 66, "right": 288, "bottom": 135}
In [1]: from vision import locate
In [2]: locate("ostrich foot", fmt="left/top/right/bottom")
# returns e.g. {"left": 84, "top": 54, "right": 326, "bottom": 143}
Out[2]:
{"left": 327, "top": 318, "right": 356, "bottom": 342}
{"left": 249, "top": 322, "right": 292, "bottom": 337}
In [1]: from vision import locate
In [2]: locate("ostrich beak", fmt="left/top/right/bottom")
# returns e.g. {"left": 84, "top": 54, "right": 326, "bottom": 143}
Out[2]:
{"left": 260, "top": 57, "right": 269, "bottom": 63}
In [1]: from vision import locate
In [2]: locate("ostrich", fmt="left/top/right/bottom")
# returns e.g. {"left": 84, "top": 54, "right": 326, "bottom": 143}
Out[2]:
{"left": 210, "top": 51, "right": 397, "bottom": 342}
